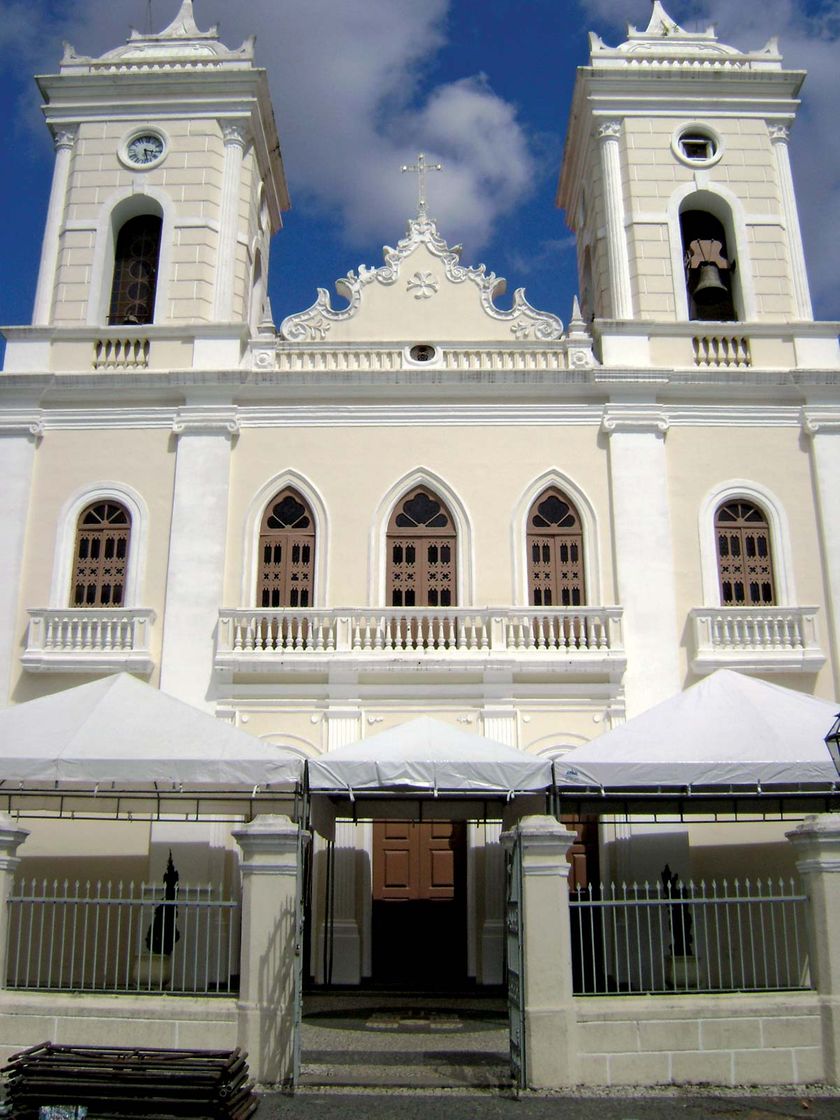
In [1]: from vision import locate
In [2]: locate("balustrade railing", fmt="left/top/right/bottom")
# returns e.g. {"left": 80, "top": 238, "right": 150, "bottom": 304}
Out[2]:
{"left": 571, "top": 877, "right": 809, "bottom": 996}
{"left": 690, "top": 606, "right": 823, "bottom": 672}
{"left": 7, "top": 879, "right": 239, "bottom": 996}
{"left": 216, "top": 607, "right": 623, "bottom": 662}
{"left": 692, "top": 334, "right": 751, "bottom": 368}
{"left": 93, "top": 337, "right": 150, "bottom": 370}
{"left": 23, "top": 609, "right": 155, "bottom": 673}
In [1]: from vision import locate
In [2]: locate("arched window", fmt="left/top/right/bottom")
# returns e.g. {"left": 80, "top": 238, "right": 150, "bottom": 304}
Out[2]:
{"left": 527, "top": 488, "right": 585, "bottom": 607}
{"left": 71, "top": 501, "right": 131, "bottom": 608}
{"left": 715, "top": 500, "right": 775, "bottom": 606}
{"left": 258, "top": 489, "right": 315, "bottom": 608}
{"left": 108, "top": 214, "right": 162, "bottom": 326}
{"left": 387, "top": 488, "right": 457, "bottom": 607}
{"left": 680, "top": 209, "right": 737, "bottom": 322}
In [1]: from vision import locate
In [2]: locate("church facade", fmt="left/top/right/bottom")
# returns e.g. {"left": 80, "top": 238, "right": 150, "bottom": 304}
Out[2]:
{"left": 1, "top": 0, "right": 839, "bottom": 996}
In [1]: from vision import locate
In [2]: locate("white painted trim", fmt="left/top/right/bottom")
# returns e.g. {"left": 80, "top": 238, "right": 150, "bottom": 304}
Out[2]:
{"left": 670, "top": 121, "right": 724, "bottom": 170}
{"left": 117, "top": 126, "right": 171, "bottom": 173}
{"left": 240, "top": 470, "right": 329, "bottom": 608}
{"left": 511, "top": 469, "right": 602, "bottom": 606}
{"left": 49, "top": 482, "right": 150, "bottom": 609}
{"left": 369, "top": 467, "right": 475, "bottom": 607}
{"left": 86, "top": 186, "right": 176, "bottom": 328}
{"left": 666, "top": 181, "right": 757, "bottom": 323}
{"left": 698, "top": 479, "right": 797, "bottom": 608}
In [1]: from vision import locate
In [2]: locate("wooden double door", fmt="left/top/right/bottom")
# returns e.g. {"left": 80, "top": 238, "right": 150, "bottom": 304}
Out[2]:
{"left": 371, "top": 821, "right": 466, "bottom": 988}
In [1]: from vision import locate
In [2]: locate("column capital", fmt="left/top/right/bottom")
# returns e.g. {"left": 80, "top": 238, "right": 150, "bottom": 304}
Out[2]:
{"left": 50, "top": 125, "right": 78, "bottom": 152}
{"left": 172, "top": 406, "right": 239, "bottom": 436}
{"left": 501, "top": 815, "right": 578, "bottom": 868}
{"left": 0, "top": 814, "right": 29, "bottom": 871}
{"left": 232, "top": 814, "right": 306, "bottom": 875}
{"left": 596, "top": 120, "right": 623, "bottom": 142}
{"left": 0, "top": 412, "right": 45, "bottom": 441}
{"left": 220, "top": 120, "right": 250, "bottom": 149}
{"left": 787, "top": 813, "right": 840, "bottom": 873}
{"left": 601, "top": 404, "right": 669, "bottom": 436}
{"left": 802, "top": 407, "right": 840, "bottom": 437}
{"left": 768, "top": 123, "right": 792, "bottom": 144}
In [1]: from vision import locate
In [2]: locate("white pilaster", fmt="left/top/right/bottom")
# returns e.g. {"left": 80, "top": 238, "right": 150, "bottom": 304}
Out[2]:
{"left": 159, "top": 406, "right": 237, "bottom": 710}
{"left": 597, "top": 121, "right": 634, "bottom": 321}
{"left": 769, "top": 125, "right": 813, "bottom": 322}
{"left": 0, "top": 418, "right": 42, "bottom": 706}
{"left": 32, "top": 127, "right": 77, "bottom": 327}
{"left": 802, "top": 409, "right": 840, "bottom": 695}
{"left": 0, "top": 815, "right": 30, "bottom": 989}
{"left": 213, "top": 121, "right": 248, "bottom": 322}
{"left": 320, "top": 709, "right": 363, "bottom": 983}
{"left": 602, "top": 405, "right": 680, "bottom": 715}
{"left": 480, "top": 820, "right": 505, "bottom": 984}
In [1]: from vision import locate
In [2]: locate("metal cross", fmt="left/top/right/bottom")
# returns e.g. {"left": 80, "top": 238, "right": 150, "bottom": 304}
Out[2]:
{"left": 401, "top": 153, "right": 443, "bottom": 219}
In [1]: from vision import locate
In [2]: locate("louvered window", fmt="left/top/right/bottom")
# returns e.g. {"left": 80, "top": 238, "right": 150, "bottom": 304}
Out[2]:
{"left": 72, "top": 502, "right": 131, "bottom": 608}
{"left": 715, "top": 500, "right": 775, "bottom": 606}
{"left": 387, "top": 488, "right": 457, "bottom": 607}
{"left": 258, "top": 490, "right": 315, "bottom": 608}
{"left": 108, "top": 214, "right": 162, "bottom": 326}
{"left": 527, "top": 488, "right": 585, "bottom": 607}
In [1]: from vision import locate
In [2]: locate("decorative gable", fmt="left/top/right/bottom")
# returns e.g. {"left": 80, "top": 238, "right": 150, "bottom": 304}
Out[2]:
{"left": 280, "top": 216, "right": 564, "bottom": 344}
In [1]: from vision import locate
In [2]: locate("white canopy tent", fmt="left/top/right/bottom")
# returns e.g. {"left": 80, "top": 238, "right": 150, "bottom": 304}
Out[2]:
{"left": 555, "top": 669, "right": 839, "bottom": 794}
{"left": 0, "top": 674, "right": 303, "bottom": 793}
{"left": 308, "top": 717, "right": 552, "bottom": 797}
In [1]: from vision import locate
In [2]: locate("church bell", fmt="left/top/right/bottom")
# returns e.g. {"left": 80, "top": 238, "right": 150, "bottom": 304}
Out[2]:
{"left": 691, "top": 261, "right": 730, "bottom": 306}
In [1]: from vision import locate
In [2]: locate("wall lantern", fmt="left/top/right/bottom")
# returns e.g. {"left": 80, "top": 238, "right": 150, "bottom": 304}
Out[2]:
{"left": 824, "top": 712, "right": 840, "bottom": 777}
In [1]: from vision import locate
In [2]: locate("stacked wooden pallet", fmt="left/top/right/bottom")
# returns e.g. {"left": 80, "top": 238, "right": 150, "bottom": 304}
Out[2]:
{"left": 3, "top": 1043, "right": 258, "bottom": 1119}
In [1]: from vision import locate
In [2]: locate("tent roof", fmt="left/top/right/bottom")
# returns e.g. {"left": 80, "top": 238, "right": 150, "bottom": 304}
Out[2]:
{"left": 307, "top": 717, "right": 552, "bottom": 796}
{"left": 0, "top": 674, "right": 303, "bottom": 791}
{"left": 555, "top": 670, "right": 839, "bottom": 791}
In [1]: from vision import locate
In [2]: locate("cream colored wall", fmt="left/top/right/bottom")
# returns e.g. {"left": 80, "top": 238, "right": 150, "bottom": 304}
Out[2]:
{"left": 15, "top": 818, "right": 152, "bottom": 885}
{"left": 224, "top": 423, "right": 614, "bottom": 608}
{"left": 10, "top": 428, "right": 176, "bottom": 702}
{"left": 665, "top": 424, "right": 834, "bottom": 693}
{"left": 53, "top": 119, "right": 262, "bottom": 327}
{"left": 620, "top": 117, "right": 793, "bottom": 322}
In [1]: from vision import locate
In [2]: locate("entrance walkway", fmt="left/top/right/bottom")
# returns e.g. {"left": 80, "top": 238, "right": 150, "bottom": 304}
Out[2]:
{"left": 300, "top": 992, "right": 510, "bottom": 1089}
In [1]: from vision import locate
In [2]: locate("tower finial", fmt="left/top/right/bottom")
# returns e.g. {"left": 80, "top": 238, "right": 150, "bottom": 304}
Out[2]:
{"left": 401, "top": 153, "right": 443, "bottom": 220}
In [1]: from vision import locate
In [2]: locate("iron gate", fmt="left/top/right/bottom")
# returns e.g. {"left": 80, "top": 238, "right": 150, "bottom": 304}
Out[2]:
{"left": 506, "top": 831, "right": 526, "bottom": 1089}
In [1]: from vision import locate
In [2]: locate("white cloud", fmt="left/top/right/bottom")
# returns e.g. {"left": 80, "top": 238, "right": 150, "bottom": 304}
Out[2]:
{"left": 0, "top": 0, "right": 536, "bottom": 257}
{"left": 576, "top": 0, "right": 840, "bottom": 316}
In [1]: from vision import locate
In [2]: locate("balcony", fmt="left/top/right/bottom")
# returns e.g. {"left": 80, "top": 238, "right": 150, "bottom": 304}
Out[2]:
{"left": 215, "top": 607, "right": 625, "bottom": 678}
{"left": 689, "top": 607, "right": 825, "bottom": 674}
{"left": 22, "top": 609, "right": 156, "bottom": 674}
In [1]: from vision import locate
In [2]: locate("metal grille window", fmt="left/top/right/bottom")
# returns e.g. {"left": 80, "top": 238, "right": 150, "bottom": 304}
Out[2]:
{"left": 72, "top": 502, "right": 131, "bottom": 608}
{"left": 108, "top": 214, "right": 162, "bottom": 326}
{"left": 527, "top": 488, "right": 585, "bottom": 607}
{"left": 387, "top": 488, "right": 457, "bottom": 607}
{"left": 258, "top": 489, "right": 315, "bottom": 608}
{"left": 715, "top": 500, "right": 776, "bottom": 606}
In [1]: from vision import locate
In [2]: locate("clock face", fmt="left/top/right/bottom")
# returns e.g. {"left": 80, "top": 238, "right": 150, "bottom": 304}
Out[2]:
{"left": 126, "top": 133, "right": 165, "bottom": 167}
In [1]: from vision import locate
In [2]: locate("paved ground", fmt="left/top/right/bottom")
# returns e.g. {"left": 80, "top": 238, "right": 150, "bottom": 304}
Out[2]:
{"left": 255, "top": 1089, "right": 840, "bottom": 1119}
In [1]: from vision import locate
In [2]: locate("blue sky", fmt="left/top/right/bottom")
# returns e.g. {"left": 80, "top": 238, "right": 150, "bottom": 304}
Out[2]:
{"left": 0, "top": 0, "right": 837, "bottom": 338}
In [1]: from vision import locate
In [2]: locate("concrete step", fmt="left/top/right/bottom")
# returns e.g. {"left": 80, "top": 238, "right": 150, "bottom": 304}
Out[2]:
{"left": 300, "top": 1051, "right": 511, "bottom": 1089}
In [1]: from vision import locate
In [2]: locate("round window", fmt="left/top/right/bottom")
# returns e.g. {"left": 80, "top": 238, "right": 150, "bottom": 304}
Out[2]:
{"left": 409, "top": 344, "right": 436, "bottom": 362}
{"left": 672, "top": 126, "right": 722, "bottom": 168}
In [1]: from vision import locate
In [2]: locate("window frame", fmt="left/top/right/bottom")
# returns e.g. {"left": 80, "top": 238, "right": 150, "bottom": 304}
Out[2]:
{"left": 386, "top": 486, "right": 458, "bottom": 609}
{"left": 256, "top": 487, "right": 317, "bottom": 609}
{"left": 526, "top": 486, "right": 586, "bottom": 608}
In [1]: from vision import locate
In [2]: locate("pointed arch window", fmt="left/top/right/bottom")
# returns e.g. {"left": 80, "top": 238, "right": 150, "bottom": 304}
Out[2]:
{"left": 258, "top": 489, "right": 315, "bottom": 608}
{"left": 387, "top": 488, "right": 457, "bottom": 607}
{"left": 527, "top": 488, "right": 585, "bottom": 607}
{"left": 108, "top": 214, "right": 162, "bottom": 326}
{"left": 715, "top": 499, "right": 775, "bottom": 606}
{"left": 72, "top": 501, "right": 131, "bottom": 607}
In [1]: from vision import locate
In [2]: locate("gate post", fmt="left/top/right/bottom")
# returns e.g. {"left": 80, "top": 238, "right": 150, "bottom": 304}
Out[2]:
{"left": 0, "top": 814, "right": 29, "bottom": 989}
{"left": 503, "top": 815, "right": 579, "bottom": 1089}
{"left": 787, "top": 813, "right": 840, "bottom": 1083}
{"left": 233, "top": 815, "right": 308, "bottom": 1086}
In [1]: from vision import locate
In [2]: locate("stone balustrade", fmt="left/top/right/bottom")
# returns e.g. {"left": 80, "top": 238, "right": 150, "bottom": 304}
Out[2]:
{"left": 22, "top": 608, "right": 156, "bottom": 674}
{"left": 690, "top": 606, "right": 824, "bottom": 673}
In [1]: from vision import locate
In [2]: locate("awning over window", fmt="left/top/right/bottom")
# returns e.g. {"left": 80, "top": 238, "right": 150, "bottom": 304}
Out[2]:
{"left": 307, "top": 716, "right": 553, "bottom": 797}
{"left": 0, "top": 674, "right": 303, "bottom": 792}
{"left": 555, "top": 669, "right": 839, "bottom": 793}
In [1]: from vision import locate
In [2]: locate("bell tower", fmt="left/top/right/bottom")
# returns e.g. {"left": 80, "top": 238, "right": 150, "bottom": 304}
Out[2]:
{"left": 31, "top": 0, "right": 289, "bottom": 332}
{"left": 558, "top": 1, "right": 813, "bottom": 326}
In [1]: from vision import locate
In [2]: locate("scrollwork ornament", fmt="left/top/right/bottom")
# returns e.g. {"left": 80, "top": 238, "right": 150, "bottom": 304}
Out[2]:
{"left": 254, "top": 349, "right": 276, "bottom": 371}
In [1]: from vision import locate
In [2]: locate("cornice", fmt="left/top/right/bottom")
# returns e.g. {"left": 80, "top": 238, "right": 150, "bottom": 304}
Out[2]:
{"left": 172, "top": 406, "right": 239, "bottom": 436}
{"left": 801, "top": 408, "right": 840, "bottom": 436}
{"left": 0, "top": 411, "right": 45, "bottom": 439}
